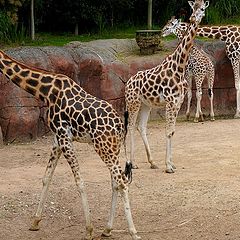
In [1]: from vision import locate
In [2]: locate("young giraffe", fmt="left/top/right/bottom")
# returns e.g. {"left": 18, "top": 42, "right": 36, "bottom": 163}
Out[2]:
{"left": 177, "top": 21, "right": 240, "bottom": 118}
{"left": 162, "top": 16, "right": 215, "bottom": 122}
{"left": 125, "top": 0, "right": 209, "bottom": 171}
{"left": 0, "top": 50, "right": 141, "bottom": 240}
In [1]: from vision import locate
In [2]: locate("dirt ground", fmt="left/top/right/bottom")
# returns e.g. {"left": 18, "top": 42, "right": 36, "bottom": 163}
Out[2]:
{"left": 1, "top": 118, "right": 240, "bottom": 240}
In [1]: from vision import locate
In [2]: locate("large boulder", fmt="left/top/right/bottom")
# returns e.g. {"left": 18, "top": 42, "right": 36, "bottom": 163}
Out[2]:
{"left": 0, "top": 39, "right": 234, "bottom": 143}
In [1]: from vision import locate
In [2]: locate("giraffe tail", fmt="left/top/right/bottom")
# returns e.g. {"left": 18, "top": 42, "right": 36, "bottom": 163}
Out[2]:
{"left": 124, "top": 160, "right": 133, "bottom": 183}
{"left": 124, "top": 110, "right": 129, "bottom": 135}
{"left": 123, "top": 110, "right": 133, "bottom": 183}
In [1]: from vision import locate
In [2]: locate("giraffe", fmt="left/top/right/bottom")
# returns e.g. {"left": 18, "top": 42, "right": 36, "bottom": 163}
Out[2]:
{"left": 162, "top": 16, "right": 215, "bottom": 122}
{"left": 125, "top": 0, "right": 209, "bottom": 171}
{"left": 0, "top": 50, "right": 141, "bottom": 240}
{"left": 176, "top": 20, "right": 240, "bottom": 118}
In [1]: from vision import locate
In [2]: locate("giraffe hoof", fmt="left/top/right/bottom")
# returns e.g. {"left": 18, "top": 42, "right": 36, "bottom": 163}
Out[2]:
{"left": 211, "top": 117, "right": 215, "bottom": 121}
{"left": 132, "top": 234, "right": 141, "bottom": 240}
{"left": 165, "top": 168, "right": 175, "bottom": 173}
{"left": 29, "top": 225, "right": 40, "bottom": 231}
{"left": 150, "top": 164, "right": 159, "bottom": 169}
{"left": 132, "top": 164, "right": 139, "bottom": 169}
{"left": 102, "top": 228, "right": 112, "bottom": 237}
{"left": 234, "top": 113, "right": 240, "bottom": 119}
{"left": 193, "top": 118, "right": 199, "bottom": 123}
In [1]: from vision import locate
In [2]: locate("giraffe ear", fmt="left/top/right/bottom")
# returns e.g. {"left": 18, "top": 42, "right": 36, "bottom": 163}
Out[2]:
{"left": 205, "top": 1, "right": 210, "bottom": 8}
{"left": 188, "top": 1, "right": 194, "bottom": 9}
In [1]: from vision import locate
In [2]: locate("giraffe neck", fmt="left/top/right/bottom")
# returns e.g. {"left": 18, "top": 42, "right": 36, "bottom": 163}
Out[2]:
{"left": 0, "top": 50, "right": 68, "bottom": 106}
{"left": 180, "top": 22, "right": 230, "bottom": 41}
{"left": 174, "top": 27, "right": 185, "bottom": 40}
{"left": 172, "top": 20, "right": 198, "bottom": 69}
{"left": 197, "top": 26, "right": 230, "bottom": 41}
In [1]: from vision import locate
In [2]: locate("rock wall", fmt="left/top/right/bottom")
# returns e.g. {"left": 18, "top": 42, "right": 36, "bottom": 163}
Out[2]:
{"left": 0, "top": 39, "right": 234, "bottom": 143}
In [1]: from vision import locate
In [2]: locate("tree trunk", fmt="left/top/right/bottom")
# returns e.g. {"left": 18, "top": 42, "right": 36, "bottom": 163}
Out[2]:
{"left": 74, "top": 23, "right": 79, "bottom": 35}
{"left": 31, "top": 0, "right": 35, "bottom": 40}
{"left": 148, "top": 0, "right": 152, "bottom": 30}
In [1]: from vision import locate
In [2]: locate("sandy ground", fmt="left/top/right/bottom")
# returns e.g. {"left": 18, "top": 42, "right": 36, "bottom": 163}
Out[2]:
{"left": 1, "top": 118, "right": 240, "bottom": 240}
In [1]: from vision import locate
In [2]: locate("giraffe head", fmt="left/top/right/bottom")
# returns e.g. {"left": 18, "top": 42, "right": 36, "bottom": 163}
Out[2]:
{"left": 188, "top": 0, "right": 209, "bottom": 23}
{"left": 162, "top": 16, "right": 182, "bottom": 37}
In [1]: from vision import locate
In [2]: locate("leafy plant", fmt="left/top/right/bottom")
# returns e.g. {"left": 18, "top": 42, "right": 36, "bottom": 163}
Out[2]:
{"left": 0, "top": 11, "right": 27, "bottom": 44}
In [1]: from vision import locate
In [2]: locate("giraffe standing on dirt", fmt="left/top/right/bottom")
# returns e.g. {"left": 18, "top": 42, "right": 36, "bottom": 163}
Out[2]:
{"left": 162, "top": 16, "right": 215, "bottom": 122}
{"left": 0, "top": 50, "right": 141, "bottom": 240}
{"left": 177, "top": 21, "right": 240, "bottom": 118}
{"left": 125, "top": 0, "right": 209, "bottom": 172}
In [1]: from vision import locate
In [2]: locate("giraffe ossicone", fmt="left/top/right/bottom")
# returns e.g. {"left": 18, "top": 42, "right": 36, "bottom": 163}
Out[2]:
{"left": 0, "top": 50, "right": 140, "bottom": 240}
{"left": 125, "top": 0, "right": 209, "bottom": 171}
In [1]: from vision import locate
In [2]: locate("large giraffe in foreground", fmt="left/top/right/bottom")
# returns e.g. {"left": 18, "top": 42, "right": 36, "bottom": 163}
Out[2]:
{"left": 125, "top": 0, "right": 209, "bottom": 172}
{"left": 177, "top": 21, "right": 240, "bottom": 118}
{"left": 0, "top": 51, "right": 140, "bottom": 240}
{"left": 162, "top": 16, "right": 215, "bottom": 122}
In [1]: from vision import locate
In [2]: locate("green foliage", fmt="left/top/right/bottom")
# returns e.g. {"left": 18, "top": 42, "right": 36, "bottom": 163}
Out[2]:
{"left": 205, "top": 7, "right": 221, "bottom": 24}
{"left": 0, "top": 11, "right": 27, "bottom": 44}
{"left": 214, "top": 0, "right": 240, "bottom": 18}
{"left": 1, "top": 0, "right": 240, "bottom": 47}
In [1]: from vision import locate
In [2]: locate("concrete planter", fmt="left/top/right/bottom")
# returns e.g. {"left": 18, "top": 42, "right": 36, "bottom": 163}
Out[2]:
{"left": 135, "top": 30, "right": 162, "bottom": 55}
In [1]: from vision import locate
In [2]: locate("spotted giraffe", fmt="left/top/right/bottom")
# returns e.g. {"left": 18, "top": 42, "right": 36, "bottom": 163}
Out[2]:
{"left": 162, "top": 16, "right": 215, "bottom": 122}
{"left": 177, "top": 21, "right": 240, "bottom": 118}
{"left": 0, "top": 50, "right": 141, "bottom": 240}
{"left": 125, "top": 0, "right": 209, "bottom": 171}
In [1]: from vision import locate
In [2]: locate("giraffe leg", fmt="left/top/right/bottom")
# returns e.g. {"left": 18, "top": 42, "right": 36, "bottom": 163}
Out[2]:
{"left": 194, "top": 87, "right": 204, "bottom": 123}
{"left": 208, "top": 67, "right": 215, "bottom": 121}
{"left": 61, "top": 135, "right": 93, "bottom": 240}
{"left": 127, "top": 102, "right": 141, "bottom": 169}
{"left": 185, "top": 74, "right": 192, "bottom": 121}
{"left": 137, "top": 103, "right": 158, "bottom": 169}
{"left": 97, "top": 136, "right": 140, "bottom": 239}
{"left": 120, "top": 186, "right": 141, "bottom": 240}
{"left": 29, "top": 136, "right": 62, "bottom": 231}
{"left": 165, "top": 103, "right": 178, "bottom": 173}
{"left": 232, "top": 61, "right": 240, "bottom": 118}
{"left": 102, "top": 178, "right": 118, "bottom": 237}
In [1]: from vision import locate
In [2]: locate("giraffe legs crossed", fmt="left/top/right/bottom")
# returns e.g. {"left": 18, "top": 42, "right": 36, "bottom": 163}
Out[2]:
{"left": 99, "top": 153, "right": 140, "bottom": 240}
{"left": 102, "top": 178, "right": 141, "bottom": 240}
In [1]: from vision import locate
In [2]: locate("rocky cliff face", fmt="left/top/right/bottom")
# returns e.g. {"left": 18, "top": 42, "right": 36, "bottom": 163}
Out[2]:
{"left": 0, "top": 39, "right": 234, "bottom": 143}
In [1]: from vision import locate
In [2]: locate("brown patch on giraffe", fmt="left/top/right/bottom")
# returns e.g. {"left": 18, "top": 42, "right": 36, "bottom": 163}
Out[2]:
{"left": 41, "top": 76, "right": 54, "bottom": 83}
{"left": 203, "top": 27, "right": 211, "bottom": 33}
{"left": 20, "top": 70, "right": 30, "bottom": 78}
{"left": 25, "top": 86, "right": 37, "bottom": 96}
{"left": 39, "top": 85, "right": 51, "bottom": 96}
{"left": 13, "top": 64, "right": 21, "bottom": 73}
{"left": 230, "top": 27, "right": 237, "bottom": 31}
{"left": 6, "top": 68, "right": 13, "bottom": 76}
{"left": 2, "top": 59, "right": 12, "bottom": 66}
{"left": 26, "top": 79, "right": 39, "bottom": 87}
{"left": 12, "top": 75, "right": 22, "bottom": 85}
{"left": 31, "top": 72, "right": 40, "bottom": 78}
